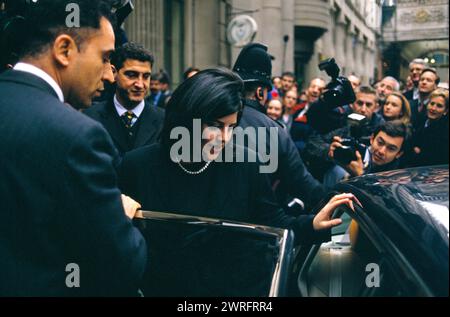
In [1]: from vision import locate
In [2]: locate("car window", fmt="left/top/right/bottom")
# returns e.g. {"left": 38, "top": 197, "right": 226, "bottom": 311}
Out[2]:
{"left": 134, "top": 213, "right": 294, "bottom": 297}
{"left": 298, "top": 206, "right": 408, "bottom": 297}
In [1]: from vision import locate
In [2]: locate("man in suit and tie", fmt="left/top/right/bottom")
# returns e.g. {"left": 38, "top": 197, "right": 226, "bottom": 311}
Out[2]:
{"left": 410, "top": 68, "right": 440, "bottom": 129}
{"left": 84, "top": 42, "right": 164, "bottom": 156}
{"left": 0, "top": 0, "right": 146, "bottom": 296}
{"left": 404, "top": 58, "right": 427, "bottom": 101}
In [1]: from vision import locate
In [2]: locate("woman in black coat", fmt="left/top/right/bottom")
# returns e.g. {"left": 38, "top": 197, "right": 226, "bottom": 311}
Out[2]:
{"left": 119, "top": 68, "right": 358, "bottom": 296}
{"left": 120, "top": 68, "right": 355, "bottom": 243}
{"left": 411, "top": 88, "right": 449, "bottom": 167}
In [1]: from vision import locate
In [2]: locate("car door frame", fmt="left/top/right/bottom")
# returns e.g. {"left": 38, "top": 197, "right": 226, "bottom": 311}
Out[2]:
{"left": 135, "top": 210, "right": 295, "bottom": 297}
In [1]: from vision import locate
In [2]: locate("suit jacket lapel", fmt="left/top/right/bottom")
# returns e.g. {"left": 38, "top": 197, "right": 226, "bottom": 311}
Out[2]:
{"left": 134, "top": 103, "right": 159, "bottom": 147}
{"left": 101, "top": 100, "right": 129, "bottom": 152}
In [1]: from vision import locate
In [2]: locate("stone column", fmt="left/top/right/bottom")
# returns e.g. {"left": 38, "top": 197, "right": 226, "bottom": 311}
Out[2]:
{"left": 192, "top": 0, "right": 220, "bottom": 69}
{"left": 124, "top": 0, "right": 165, "bottom": 71}
{"left": 184, "top": 0, "right": 195, "bottom": 68}
{"left": 261, "top": 0, "right": 283, "bottom": 76}
{"left": 365, "top": 40, "right": 376, "bottom": 84}
{"left": 354, "top": 31, "right": 364, "bottom": 78}
{"left": 229, "top": 0, "right": 260, "bottom": 65}
{"left": 334, "top": 11, "right": 347, "bottom": 71}
{"left": 345, "top": 22, "right": 356, "bottom": 76}
{"left": 318, "top": 6, "right": 335, "bottom": 66}
{"left": 281, "top": 0, "right": 295, "bottom": 73}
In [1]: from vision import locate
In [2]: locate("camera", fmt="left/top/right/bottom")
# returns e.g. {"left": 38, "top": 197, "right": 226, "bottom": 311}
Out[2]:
{"left": 319, "top": 58, "right": 356, "bottom": 108}
{"left": 334, "top": 113, "right": 370, "bottom": 166}
{"left": 110, "top": 0, "right": 134, "bottom": 27}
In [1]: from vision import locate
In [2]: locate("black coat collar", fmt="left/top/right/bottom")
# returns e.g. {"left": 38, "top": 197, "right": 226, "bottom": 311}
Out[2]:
{"left": 243, "top": 99, "right": 266, "bottom": 115}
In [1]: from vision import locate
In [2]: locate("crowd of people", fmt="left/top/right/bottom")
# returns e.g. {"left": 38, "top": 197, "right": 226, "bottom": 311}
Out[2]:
{"left": 0, "top": 0, "right": 448, "bottom": 296}
{"left": 267, "top": 59, "right": 448, "bottom": 186}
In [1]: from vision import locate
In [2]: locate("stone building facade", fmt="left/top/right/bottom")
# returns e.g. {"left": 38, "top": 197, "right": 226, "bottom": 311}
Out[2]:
{"left": 381, "top": 0, "right": 449, "bottom": 83}
{"left": 124, "top": 0, "right": 382, "bottom": 88}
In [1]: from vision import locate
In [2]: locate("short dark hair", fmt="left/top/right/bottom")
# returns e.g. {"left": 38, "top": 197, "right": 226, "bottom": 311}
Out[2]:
{"left": 111, "top": 42, "right": 154, "bottom": 70}
{"left": 158, "top": 70, "right": 171, "bottom": 85}
{"left": 14, "top": 0, "right": 113, "bottom": 59}
{"left": 281, "top": 72, "right": 296, "bottom": 80}
{"left": 356, "top": 85, "right": 377, "bottom": 96}
{"left": 161, "top": 68, "right": 243, "bottom": 151}
{"left": 421, "top": 67, "right": 441, "bottom": 85}
{"left": 355, "top": 85, "right": 378, "bottom": 103}
{"left": 243, "top": 82, "right": 266, "bottom": 99}
{"left": 373, "top": 121, "right": 412, "bottom": 152}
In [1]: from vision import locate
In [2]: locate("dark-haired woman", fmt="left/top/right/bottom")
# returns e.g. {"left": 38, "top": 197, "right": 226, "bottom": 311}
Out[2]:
{"left": 120, "top": 68, "right": 354, "bottom": 239}
{"left": 121, "top": 69, "right": 353, "bottom": 296}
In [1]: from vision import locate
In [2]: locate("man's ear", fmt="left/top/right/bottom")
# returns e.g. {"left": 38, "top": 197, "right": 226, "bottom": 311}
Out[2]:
{"left": 370, "top": 134, "right": 375, "bottom": 146}
{"left": 396, "top": 151, "right": 404, "bottom": 159}
{"left": 256, "top": 87, "right": 264, "bottom": 101}
{"left": 111, "top": 65, "right": 118, "bottom": 79}
{"left": 52, "top": 34, "right": 78, "bottom": 67}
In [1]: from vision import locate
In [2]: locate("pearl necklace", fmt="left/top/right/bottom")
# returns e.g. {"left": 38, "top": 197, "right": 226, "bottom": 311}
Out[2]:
{"left": 176, "top": 160, "right": 212, "bottom": 175}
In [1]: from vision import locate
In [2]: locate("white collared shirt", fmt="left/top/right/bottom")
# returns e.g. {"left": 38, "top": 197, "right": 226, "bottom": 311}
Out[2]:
{"left": 413, "top": 87, "right": 420, "bottom": 101}
{"left": 364, "top": 147, "right": 371, "bottom": 168}
{"left": 13, "top": 62, "right": 64, "bottom": 103}
{"left": 113, "top": 94, "right": 145, "bottom": 127}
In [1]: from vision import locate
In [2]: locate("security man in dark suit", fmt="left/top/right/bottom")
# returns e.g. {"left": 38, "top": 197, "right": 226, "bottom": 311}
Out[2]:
{"left": 84, "top": 42, "right": 164, "bottom": 156}
{"left": 0, "top": 0, "right": 146, "bottom": 296}
{"left": 234, "top": 43, "right": 326, "bottom": 210}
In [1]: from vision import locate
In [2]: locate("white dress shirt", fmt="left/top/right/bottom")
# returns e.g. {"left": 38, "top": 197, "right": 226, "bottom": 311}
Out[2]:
{"left": 113, "top": 94, "right": 145, "bottom": 127}
{"left": 13, "top": 62, "right": 64, "bottom": 103}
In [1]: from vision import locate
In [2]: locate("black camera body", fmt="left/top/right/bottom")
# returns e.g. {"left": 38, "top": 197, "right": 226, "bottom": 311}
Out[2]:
{"left": 111, "top": 0, "right": 134, "bottom": 26}
{"left": 334, "top": 138, "right": 367, "bottom": 166}
{"left": 333, "top": 113, "right": 370, "bottom": 166}
{"left": 319, "top": 58, "right": 356, "bottom": 108}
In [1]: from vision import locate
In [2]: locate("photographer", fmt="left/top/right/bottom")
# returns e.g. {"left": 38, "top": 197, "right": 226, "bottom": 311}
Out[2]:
{"left": 307, "top": 59, "right": 356, "bottom": 135}
{"left": 304, "top": 86, "right": 384, "bottom": 184}
{"left": 328, "top": 121, "right": 411, "bottom": 179}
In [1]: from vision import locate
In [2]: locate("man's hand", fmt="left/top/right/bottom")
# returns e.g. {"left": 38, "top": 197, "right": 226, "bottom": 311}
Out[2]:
{"left": 328, "top": 136, "right": 343, "bottom": 159}
{"left": 313, "top": 193, "right": 356, "bottom": 231}
{"left": 344, "top": 150, "right": 364, "bottom": 177}
{"left": 121, "top": 194, "right": 142, "bottom": 219}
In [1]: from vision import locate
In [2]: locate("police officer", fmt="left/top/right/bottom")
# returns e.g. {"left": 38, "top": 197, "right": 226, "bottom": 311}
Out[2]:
{"left": 234, "top": 43, "right": 326, "bottom": 210}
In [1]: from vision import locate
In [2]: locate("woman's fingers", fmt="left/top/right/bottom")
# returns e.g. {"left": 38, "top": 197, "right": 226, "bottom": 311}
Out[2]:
{"left": 320, "top": 218, "right": 343, "bottom": 230}
{"left": 313, "top": 194, "right": 360, "bottom": 231}
{"left": 329, "top": 193, "right": 354, "bottom": 203}
{"left": 348, "top": 199, "right": 355, "bottom": 212}
{"left": 325, "top": 198, "right": 352, "bottom": 214}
